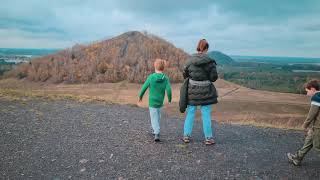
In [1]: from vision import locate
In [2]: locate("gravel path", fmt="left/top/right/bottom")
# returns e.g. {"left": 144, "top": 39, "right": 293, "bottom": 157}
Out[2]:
{"left": 0, "top": 97, "right": 319, "bottom": 179}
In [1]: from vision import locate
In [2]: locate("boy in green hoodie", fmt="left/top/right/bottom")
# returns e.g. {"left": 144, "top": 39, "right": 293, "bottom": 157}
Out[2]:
{"left": 139, "top": 59, "right": 172, "bottom": 142}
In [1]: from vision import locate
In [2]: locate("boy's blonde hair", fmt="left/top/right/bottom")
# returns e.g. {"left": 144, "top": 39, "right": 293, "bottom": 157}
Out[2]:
{"left": 154, "top": 58, "right": 166, "bottom": 71}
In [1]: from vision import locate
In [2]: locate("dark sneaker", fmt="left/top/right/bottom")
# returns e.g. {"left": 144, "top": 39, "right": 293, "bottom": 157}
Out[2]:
{"left": 182, "top": 136, "right": 190, "bottom": 143}
{"left": 287, "top": 153, "right": 301, "bottom": 166}
{"left": 204, "top": 138, "right": 215, "bottom": 145}
{"left": 154, "top": 134, "right": 160, "bottom": 142}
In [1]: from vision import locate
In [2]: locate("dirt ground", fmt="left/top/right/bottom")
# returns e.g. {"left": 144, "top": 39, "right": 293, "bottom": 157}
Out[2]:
{"left": 0, "top": 97, "right": 319, "bottom": 179}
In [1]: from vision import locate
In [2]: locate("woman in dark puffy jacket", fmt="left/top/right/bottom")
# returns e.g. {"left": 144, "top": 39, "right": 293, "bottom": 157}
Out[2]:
{"left": 182, "top": 39, "right": 218, "bottom": 145}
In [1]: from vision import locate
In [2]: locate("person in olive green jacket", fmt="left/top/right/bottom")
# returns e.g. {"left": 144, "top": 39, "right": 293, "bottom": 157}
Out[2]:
{"left": 139, "top": 59, "right": 172, "bottom": 142}
{"left": 287, "top": 80, "right": 320, "bottom": 166}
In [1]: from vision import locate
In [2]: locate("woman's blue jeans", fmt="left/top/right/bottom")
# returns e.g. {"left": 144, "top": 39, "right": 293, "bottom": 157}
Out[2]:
{"left": 183, "top": 105, "right": 213, "bottom": 139}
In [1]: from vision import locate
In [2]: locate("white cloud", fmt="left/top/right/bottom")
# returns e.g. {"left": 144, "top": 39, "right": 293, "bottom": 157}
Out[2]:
{"left": 0, "top": 29, "right": 74, "bottom": 48}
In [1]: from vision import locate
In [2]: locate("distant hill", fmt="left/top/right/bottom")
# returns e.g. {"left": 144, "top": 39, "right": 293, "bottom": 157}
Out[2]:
{"left": 9, "top": 31, "right": 189, "bottom": 83}
{"left": 208, "top": 51, "right": 235, "bottom": 65}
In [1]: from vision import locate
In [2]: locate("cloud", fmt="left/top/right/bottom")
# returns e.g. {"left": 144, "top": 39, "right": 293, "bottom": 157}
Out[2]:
{"left": 0, "top": 0, "right": 319, "bottom": 57}
{"left": 0, "top": 29, "right": 74, "bottom": 48}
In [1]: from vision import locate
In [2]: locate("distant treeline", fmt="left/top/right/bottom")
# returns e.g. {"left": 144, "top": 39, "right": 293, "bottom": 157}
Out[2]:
{"left": 220, "top": 62, "right": 320, "bottom": 94}
{"left": 0, "top": 48, "right": 59, "bottom": 56}
{"left": 0, "top": 60, "right": 15, "bottom": 76}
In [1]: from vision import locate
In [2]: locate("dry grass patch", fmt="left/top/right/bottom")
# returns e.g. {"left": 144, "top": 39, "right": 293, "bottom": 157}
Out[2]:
{"left": 0, "top": 78, "right": 311, "bottom": 130}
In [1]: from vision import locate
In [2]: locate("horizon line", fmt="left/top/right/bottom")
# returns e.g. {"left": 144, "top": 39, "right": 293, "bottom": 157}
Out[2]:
{"left": 1, "top": 47, "right": 320, "bottom": 59}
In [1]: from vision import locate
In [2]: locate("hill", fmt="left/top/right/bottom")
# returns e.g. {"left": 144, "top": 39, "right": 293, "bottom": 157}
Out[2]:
{"left": 8, "top": 31, "right": 189, "bottom": 83}
{"left": 208, "top": 51, "right": 235, "bottom": 65}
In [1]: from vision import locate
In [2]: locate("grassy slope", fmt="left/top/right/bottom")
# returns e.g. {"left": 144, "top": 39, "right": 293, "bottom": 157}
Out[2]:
{"left": 0, "top": 78, "right": 310, "bottom": 130}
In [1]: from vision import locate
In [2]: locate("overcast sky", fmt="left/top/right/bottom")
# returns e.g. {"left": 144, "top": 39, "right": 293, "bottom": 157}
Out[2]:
{"left": 1, "top": 0, "right": 320, "bottom": 57}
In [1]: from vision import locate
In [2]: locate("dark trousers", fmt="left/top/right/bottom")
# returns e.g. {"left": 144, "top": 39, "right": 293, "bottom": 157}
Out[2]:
{"left": 297, "top": 128, "right": 320, "bottom": 159}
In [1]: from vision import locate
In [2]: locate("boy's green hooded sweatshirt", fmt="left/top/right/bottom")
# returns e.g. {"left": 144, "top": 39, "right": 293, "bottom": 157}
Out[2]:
{"left": 139, "top": 73, "right": 172, "bottom": 108}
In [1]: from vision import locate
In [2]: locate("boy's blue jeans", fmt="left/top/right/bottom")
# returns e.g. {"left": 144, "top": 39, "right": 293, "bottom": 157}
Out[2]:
{"left": 149, "top": 107, "right": 162, "bottom": 135}
{"left": 183, "top": 105, "right": 213, "bottom": 139}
